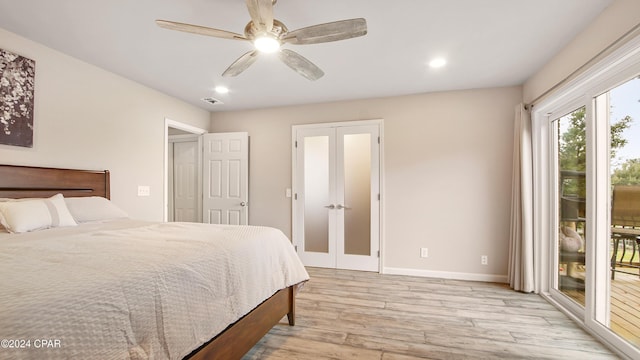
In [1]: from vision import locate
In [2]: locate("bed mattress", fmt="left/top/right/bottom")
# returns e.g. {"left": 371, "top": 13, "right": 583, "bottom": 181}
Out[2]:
{"left": 0, "top": 220, "right": 309, "bottom": 359}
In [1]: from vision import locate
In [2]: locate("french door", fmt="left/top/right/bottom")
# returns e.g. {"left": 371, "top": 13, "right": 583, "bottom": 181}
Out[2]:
{"left": 293, "top": 121, "right": 381, "bottom": 272}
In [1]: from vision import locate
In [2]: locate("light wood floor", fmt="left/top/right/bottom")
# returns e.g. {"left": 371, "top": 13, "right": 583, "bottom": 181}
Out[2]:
{"left": 560, "top": 269, "right": 640, "bottom": 348}
{"left": 608, "top": 270, "right": 640, "bottom": 347}
{"left": 244, "top": 267, "right": 619, "bottom": 360}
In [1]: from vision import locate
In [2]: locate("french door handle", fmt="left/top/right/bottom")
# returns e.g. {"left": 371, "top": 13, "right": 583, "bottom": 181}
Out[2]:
{"left": 324, "top": 204, "right": 335, "bottom": 209}
{"left": 336, "top": 204, "right": 351, "bottom": 210}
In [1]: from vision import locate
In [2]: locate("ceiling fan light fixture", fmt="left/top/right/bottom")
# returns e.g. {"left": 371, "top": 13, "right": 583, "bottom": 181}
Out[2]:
{"left": 254, "top": 35, "right": 280, "bottom": 53}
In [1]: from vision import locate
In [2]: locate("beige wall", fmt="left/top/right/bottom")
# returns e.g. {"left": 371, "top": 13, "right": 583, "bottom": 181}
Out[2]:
{"left": 524, "top": 0, "right": 640, "bottom": 103}
{"left": 211, "top": 86, "right": 522, "bottom": 278}
{"left": 0, "top": 28, "right": 210, "bottom": 220}
{"left": 1, "top": 0, "right": 634, "bottom": 279}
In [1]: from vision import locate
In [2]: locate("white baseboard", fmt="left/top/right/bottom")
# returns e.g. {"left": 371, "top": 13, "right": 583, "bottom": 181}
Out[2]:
{"left": 383, "top": 267, "right": 508, "bottom": 283}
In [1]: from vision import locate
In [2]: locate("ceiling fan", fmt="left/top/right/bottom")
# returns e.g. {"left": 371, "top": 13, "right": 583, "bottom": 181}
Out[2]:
{"left": 156, "top": 0, "right": 367, "bottom": 81}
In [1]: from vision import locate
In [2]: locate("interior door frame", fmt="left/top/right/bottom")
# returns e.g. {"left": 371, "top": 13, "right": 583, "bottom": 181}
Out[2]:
{"left": 164, "top": 118, "right": 207, "bottom": 222}
{"left": 291, "top": 119, "right": 385, "bottom": 272}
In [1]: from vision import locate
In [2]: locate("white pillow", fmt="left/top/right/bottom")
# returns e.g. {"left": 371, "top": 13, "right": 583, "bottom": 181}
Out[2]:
{"left": 2, "top": 194, "right": 77, "bottom": 226}
{"left": 0, "top": 194, "right": 77, "bottom": 233}
{"left": 64, "top": 197, "right": 128, "bottom": 223}
{"left": 0, "top": 200, "right": 52, "bottom": 233}
{"left": 45, "top": 194, "right": 78, "bottom": 227}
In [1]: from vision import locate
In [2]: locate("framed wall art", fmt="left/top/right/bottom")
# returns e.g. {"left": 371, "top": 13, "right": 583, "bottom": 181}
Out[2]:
{"left": 0, "top": 48, "right": 35, "bottom": 148}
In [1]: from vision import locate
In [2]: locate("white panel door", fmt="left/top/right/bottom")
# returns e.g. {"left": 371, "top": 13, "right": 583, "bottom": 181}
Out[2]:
{"left": 202, "top": 132, "right": 249, "bottom": 225}
{"left": 173, "top": 141, "right": 198, "bottom": 222}
{"left": 294, "top": 123, "right": 380, "bottom": 271}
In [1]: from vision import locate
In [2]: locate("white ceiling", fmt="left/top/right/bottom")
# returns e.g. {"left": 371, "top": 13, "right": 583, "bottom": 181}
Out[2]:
{"left": 0, "top": 0, "right": 613, "bottom": 112}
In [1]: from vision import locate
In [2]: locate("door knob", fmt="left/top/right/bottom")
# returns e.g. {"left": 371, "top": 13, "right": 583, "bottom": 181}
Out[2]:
{"left": 336, "top": 204, "right": 351, "bottom": 210}
{"left": 240, "top": 201, "right": 247, "bottom": 207}
{"left": 324, "top": 204, "right": 335, "bottom": 209}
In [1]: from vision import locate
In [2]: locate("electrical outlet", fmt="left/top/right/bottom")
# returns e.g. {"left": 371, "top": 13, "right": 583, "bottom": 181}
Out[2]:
{"left": 420, "top": 248, "right": 429, "bottom": 258}
{"left": 481, "top": 255, "right": 488, "bottom": 265}
{"left": 137, "top": 185, "right": 150, "bottom": 197}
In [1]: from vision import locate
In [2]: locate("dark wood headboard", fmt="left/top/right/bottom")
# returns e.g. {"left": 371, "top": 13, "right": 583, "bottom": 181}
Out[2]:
{"left": 0, "top": 165, "right": 110, "bottom": 199}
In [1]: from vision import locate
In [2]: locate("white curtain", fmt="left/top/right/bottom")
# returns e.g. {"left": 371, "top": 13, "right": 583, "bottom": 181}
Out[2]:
{"left": 508, "top": 104, "right": 536, "bottom": 293}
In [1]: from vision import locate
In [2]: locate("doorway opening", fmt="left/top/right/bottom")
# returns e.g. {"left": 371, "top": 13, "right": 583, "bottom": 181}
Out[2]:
{"left": 164, "top": 119, "right": 250, "bottom": 225}
{"left": 164, "top": 118, "right": 206, "bottom": 222}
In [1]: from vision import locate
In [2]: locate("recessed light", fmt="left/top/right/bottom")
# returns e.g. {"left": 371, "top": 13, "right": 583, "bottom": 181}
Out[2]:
{"left": 214, "top": 86, "right": 229, "bottom": 94}
{"left": 429, "top": 58, "right": 447, "bottom": 68}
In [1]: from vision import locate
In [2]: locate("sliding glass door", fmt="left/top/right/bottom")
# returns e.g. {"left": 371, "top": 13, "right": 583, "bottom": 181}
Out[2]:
{"left": 537, "top": 56, "right": 640, "bottom": 358}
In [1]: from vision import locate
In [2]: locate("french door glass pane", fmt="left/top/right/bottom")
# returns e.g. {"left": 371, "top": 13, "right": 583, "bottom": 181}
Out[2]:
{"left": 343, "top": 133, "right": 371, "bottom": 256}
{"left": 605, "top": 76, "right": 640, "bottom": 348}
{"left": 304, "top": 136, "right": 330, "bottom": 253}
{"left": 555, "top": 106, "right": 587, "bottom": 306}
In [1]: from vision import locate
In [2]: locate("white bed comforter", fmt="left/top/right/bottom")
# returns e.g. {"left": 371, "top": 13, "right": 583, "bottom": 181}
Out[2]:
{"left": 0, "top": 220, "right": 309, "bottom": 360}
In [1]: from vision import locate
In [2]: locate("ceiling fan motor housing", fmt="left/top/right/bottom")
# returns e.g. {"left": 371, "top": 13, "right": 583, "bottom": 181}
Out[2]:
{"left": 244, "top": 19, "right": 288, "bottom": 40}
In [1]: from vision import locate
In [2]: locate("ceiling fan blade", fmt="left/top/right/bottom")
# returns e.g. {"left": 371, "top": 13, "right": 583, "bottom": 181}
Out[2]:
{"left": 156, "top": 20, "right": 247, "bottom": 40}
{"left": 246, "top": 0, "right": 274, "bottom": 32}
{"left": 283, "top": 18, "right": 367, "bottom": 45}
{"left": 222, "top": 50, "right": 260, "bottom": 77}
{"left": 278, "top": 49, "right": 324, "bottom": 81}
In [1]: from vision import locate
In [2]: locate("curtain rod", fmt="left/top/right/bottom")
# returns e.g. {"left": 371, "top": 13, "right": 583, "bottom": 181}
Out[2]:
{"left": 527, "top": 21, "right": 640, "bottom": 110}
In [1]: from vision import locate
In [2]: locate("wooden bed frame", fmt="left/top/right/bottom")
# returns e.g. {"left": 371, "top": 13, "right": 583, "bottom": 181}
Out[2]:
{"left": 0, "top": 164, "right": 299, "bottom": 360}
